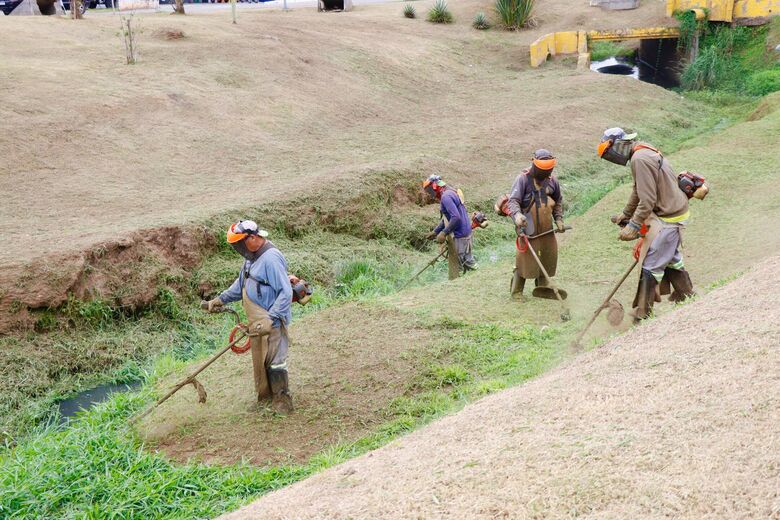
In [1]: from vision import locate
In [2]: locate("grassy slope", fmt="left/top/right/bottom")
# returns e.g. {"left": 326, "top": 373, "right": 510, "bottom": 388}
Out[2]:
{"left": 0, "top": 7, "right": 730, "bottom": 439}
{"left": 3, "top": 95, "right": 779, "bottom": 518}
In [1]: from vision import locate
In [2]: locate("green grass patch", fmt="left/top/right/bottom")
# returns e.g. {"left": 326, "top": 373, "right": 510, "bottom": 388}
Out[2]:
{"left": 0, "top": 319, "right": 564, "bottom": 519}
{"left": 589, "top": 40, "right": 635, "bottom": 62}
{"left": 0, "top": 395, "right": 309, "bottom": 519}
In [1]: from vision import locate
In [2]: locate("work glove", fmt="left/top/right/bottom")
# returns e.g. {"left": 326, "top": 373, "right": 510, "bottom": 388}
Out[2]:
{"left": 555, "top": 218, "right": 566, "bottom": 233}
{"left": 425, "top": 231, "right": 437, "bottom": 241}
{"left": 436, "top": 231, "right": 447, "bottom": 244}
{"left": 252, "top": 317, "right": 274, "bottom": 337}
{"left": 206, "top": 297, "right": 224, "bottom": 313}
{"left": 618, "top": 222, "right": 641, "bottom": 241}
{"left": 513, "top": 213, "right": 528, "bottom": 236}
{"left": 610, "top": 213, "right": 631, "bottom": 227}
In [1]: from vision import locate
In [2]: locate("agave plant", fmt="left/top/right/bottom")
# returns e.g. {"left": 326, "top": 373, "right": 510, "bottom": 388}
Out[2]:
{"left": 427, "top": 0, "right": 453, "bottom": 23}
{"left": 403, "top": 3, "right": 416, "bottom": 18}
{"left": 472, "top": 11, "right": 490, "bottom": 29}
{"left": 495, "top": 0, "right": 533, "bottom": 30}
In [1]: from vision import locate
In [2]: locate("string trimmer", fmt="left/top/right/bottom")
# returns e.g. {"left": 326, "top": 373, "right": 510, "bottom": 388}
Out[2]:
{"left": 570, "top": 258, "right": 638, "bottom": 350}
{"left": 402, "top": 211, "right": 489, "bottom": 289}
{"left": 517, "top": 227, "right": 572, "bottom": 321}
{"left": 130, "top": 303, "right": 249, "bottom": 424}
{"left": 570, "top": 224, "right": 648, "bottom": 350}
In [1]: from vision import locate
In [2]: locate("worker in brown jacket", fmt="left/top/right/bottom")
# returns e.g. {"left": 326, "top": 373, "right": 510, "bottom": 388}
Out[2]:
{"left": 598, "top": 128, "right": 695, "bottom": 321}
{"left": 506, "top": 149, "right": 566, "bottom": 299}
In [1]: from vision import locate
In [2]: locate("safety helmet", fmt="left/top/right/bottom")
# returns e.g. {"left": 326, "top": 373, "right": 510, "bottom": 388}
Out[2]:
{"left": 422, "top": 175, "right": 446, "bottom": 198}
{"left": 597, "top": 127, "right": 638, "bottom": 157}
{"left": 226, "top": 220, "right": 268, "bottom": 244}
{"left": 532, "top": 149, "right": 557, "bottom": 171}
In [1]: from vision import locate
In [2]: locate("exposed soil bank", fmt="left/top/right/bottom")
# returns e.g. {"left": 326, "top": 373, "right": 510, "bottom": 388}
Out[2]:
{"left": 0, "top": 171, "right": 425, "bottom": 334}
{"left": 0, "top": 226, "right": 214, "bottom": 334}
{"left": 222, "top": 254, "right": 780, "bottom": 520}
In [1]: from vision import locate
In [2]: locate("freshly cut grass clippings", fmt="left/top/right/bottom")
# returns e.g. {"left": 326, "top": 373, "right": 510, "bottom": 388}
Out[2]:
{"left": 223, "top": 255, "right": 780, "bottom": 519}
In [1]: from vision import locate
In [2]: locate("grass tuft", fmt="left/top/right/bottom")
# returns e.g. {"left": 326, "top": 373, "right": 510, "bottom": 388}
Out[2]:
{"left": 495, "top": 0, "right": 533, "bottom": 30}
{"left": 403, "top": 3, "right": 416, "bottom": 18}
{"left": 427, "top": 0, "right": 453, "bottom": 24}
{"left": 472, "top": 12, "right": 490, "bottom": 30}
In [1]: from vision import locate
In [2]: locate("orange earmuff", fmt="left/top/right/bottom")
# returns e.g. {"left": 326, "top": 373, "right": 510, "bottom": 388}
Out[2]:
{"left": 597, "top": 140, "right": 612, "bottom": 157}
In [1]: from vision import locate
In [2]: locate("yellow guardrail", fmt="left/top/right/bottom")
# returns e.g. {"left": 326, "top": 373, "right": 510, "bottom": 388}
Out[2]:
{"left": 529, "top": 27, "right": 681, "bottom": 68}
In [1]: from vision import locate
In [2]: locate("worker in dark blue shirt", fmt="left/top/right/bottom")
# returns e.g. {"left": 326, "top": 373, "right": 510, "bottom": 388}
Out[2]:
{"left": 423, "top": 175, "right": 477, "bottom": 280}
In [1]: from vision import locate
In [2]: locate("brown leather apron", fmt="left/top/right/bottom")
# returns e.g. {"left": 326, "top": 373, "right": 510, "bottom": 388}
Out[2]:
{"left": 242, "top": 288, "right": 273, "bottom": 399}
{"left": 515, "top": 182, "right": 558, "bottom": 280}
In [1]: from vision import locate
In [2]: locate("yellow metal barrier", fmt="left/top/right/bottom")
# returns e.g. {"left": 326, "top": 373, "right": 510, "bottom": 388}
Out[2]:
{"left": 666, "top": 0, "right": 779, "bottom": 22}
{"left": 530, "top": 28, "right": 680, "bottom": 67}
{"left": 529, "top": 31, "right": 587, "bottom": 67}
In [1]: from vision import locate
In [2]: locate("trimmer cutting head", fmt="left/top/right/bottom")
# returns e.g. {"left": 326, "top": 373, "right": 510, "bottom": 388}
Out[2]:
{"left": 532, "top": 286, "right": 568, "bottom": 301}
{"left": 606, "top": 299, "right": 625, "bottom": 326}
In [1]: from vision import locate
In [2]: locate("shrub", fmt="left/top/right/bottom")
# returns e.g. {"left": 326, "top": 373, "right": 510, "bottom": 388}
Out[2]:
{"left": 745, "top": 68, "right": 780, "bottom": 96}
{"left": 472, "top": 12, "right": 490, "bottom": 30}
{"left": 427, "top": 0, "right": 453, "bottom": 24}
{"left": 403, "top": 3, "right": 416, "bottom": 18}
{"left": 495, "top": 0, "right": 533, "bottom": 30}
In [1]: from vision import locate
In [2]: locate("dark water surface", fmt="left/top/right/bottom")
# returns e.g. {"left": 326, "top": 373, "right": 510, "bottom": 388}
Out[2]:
{"left": 591, "top": 38, "right": 682, "bottom": 89}
{"left": 58, "top": 381, "right": 141, "bottom": 422}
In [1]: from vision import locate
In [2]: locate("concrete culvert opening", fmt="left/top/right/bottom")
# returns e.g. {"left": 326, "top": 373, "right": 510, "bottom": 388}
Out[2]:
{"left": 37, "top": 0, "right": 58, "bottom": 14}
{"left": 318, "top": 0, "right": 352, "bottom": 11}
{"left": 590, "top": 38, "right": 682, "bottom": 88}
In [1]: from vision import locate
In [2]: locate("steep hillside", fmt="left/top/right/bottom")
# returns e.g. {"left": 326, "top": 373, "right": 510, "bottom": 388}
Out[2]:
{"left": 1, "top": 0, "right": 669, "bottom": 267}
{"left": 222, "top": 254, "right": 780, "bottom": 519}
{"left": 136, "top": 91, "right": 780, "bottom": 466}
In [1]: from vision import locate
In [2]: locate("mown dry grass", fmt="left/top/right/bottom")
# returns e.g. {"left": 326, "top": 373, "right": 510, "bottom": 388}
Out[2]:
{"left": 1, "top": 0, "right": 675, "bottom": 267}
{"left": 225, "top": 253, "right": 780, "bottom": 519}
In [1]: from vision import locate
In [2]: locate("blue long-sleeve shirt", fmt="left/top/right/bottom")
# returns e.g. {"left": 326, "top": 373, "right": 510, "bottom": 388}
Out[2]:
{"left": 432, "top": 189, "right": 472, "bottom": 239}
{"left": 218, "top": 245, "right": 293, "bottom": 328}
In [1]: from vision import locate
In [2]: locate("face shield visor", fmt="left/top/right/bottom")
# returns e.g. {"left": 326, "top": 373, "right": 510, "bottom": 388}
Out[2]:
{"left": 598, "top": 139, "right": 633, "bottom": 166}
{"left": 226, "top": 221, "right": 266, "bottom": 260}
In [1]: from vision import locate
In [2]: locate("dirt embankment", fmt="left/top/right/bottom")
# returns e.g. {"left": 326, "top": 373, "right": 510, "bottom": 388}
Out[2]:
{"left": 0, "top": 171, "right": 427, "bottom": 334}
{"left": 0, "top": 227, "right": 214, "bottom": 333}
{"left": 222, "top": 254, "right": 780, "bottom": 519}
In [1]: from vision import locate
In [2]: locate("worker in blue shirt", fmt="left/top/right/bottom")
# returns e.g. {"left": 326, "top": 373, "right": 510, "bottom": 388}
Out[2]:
{"left": 423, "top": 175, "right": 477, "bottom": 280}
{"left": 207, "top": 220, "right": 294, "bottom": 414}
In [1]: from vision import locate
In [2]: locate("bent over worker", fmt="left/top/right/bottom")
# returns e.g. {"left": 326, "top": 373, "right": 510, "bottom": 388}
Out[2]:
{"left": 598, "top": 127, "right": 695, "bottom": 321}
{"left": 423, "top": 175, "right": 477, "bottom": 280}
{"left": 207, "top": 220, "right": 294, "bottom": 414}
{"left": 507, "top": 149, "right": 566, "bottom": 299}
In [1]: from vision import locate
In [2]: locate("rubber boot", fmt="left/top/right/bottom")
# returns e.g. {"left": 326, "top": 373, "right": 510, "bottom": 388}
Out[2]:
{"left": 268, "top": 369, "right": 294, "bottom": 415}
{"left": 630, "top": 269, "right": 658, "bottom": 323}
{"left": 664, "top": 267, "right": 696, "bottom": 303}
{"left": 510, "top": 269, "right": 526, "bottom": 300}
